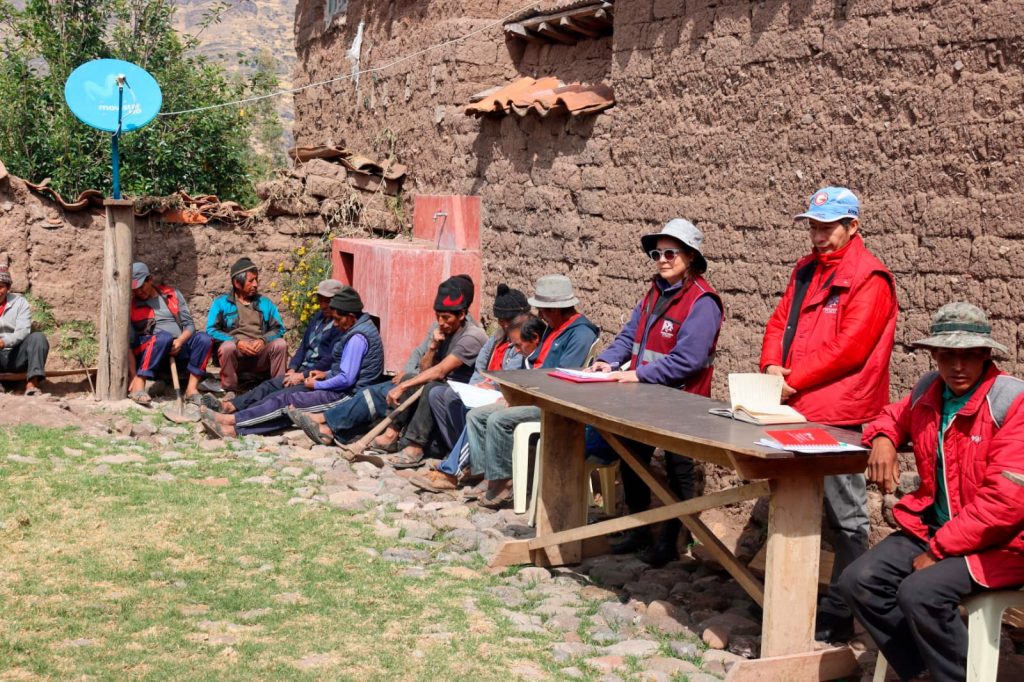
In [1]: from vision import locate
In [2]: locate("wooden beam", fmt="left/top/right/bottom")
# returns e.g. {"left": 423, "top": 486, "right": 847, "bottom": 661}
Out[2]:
{"left": 96, "top": 199, "right": 134, "bottom": 401}
{"left": 600, "top": 430, "right": 766, "bottom": 606}
{"left": 533, "top": 410, "right": 588, "bottom": 565}
{"left": 749, "top": 545, "right": 834, "bottom": 589}
{"left": 487, "top": 539, "right": 531, "bottom": 570}
{"left": 535, "top": 21, "right": 577, "bottom": 45}
{"left": 760, "top": 475, "right": 824, "bottom": 657}
{"left": 527, "top": 482, "right": 770, "bottom": 551}
{"left": 730, "top": 451, "right": 868, "bottom": 481}
{"left": 0, "top": 367, "right": 97, "bottom": 381}
{"left": 504, "top": 23, "right": 543, "bottom": 44}
{"left": 559, "top": 16, "right": 600, "bottom": 38}
{"left": 725, "top": 647, "right": 859, "bottom": 682}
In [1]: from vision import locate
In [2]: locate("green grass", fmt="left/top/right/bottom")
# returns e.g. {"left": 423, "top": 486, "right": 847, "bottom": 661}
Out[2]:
{"left": 0, "top": 423, "right": 566, "bottom": 680}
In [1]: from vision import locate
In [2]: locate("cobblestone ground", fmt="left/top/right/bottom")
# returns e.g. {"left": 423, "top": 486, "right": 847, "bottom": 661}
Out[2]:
{"left": 9, "top": 392, "right": 1024, "bottom": 681}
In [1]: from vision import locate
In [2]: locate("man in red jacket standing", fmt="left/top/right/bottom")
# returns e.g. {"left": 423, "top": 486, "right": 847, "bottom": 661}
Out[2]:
{"left": 760, "top": 186, "right": 898, "bottom": 642}
{"left": 837, "top": 302, "right": 1024, "bottom": 682}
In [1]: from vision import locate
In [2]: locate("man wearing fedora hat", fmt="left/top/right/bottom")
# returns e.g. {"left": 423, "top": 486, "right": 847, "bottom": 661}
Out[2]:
{"left": 760, "top": 186, "right": 899, "bottom": 642}
{"left": 837, "top": 302, "right": 1024, "bottom": 682}
{"left": 465, "top": 274, "right": 599, "bottom": 508}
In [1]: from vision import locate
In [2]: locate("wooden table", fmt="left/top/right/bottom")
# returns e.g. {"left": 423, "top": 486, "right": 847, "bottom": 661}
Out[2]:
{"left": 485, "top": 369, "right": 868, "bottom": 682}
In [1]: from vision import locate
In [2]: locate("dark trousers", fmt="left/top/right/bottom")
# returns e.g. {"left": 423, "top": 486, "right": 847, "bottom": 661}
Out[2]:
{"left": 132, "top": 331, "right": 212, "bottom": 379}
{"left": 234, "top": 384, "right": 349, "bottom": 436}
{"left": 394, "top": 381, "right": 444, "bottom": 446}
{"left": 324, "top": 381, "right": 390, "bottom": 442}
{"left": 620, "top": 440, "right": 696, "bottom": 539}
{"left": 837, "top": 532, "right": 983, "bottom": 682}
{"left": 230, "top": 376, "right": 288, "bottom": 412}
{"left": 0, "top": 331, "right": 49, "bottom": 379}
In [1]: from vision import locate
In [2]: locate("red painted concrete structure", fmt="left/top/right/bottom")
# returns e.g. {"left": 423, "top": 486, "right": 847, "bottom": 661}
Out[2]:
{"left": 332, "top": 195, "right": 482, "bottom": 372}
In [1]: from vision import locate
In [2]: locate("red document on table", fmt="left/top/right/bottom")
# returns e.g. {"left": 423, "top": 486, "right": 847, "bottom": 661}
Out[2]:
{"left": 763, "top": 428, "right": 840, "bottom": 451}
{"left": 547, "top": 368, "right": 618, "bottom": 383}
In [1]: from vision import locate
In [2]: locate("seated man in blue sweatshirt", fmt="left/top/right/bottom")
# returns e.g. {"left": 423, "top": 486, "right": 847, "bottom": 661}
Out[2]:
{"left": 466, "top": 274, "right": 599, "bottom": 508}
{"left": 200, "top": 286, "right": 383, "bottom": 437}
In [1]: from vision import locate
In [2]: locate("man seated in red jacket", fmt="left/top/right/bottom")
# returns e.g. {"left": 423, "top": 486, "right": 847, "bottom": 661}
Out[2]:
{"left": 837, "top": 302, "right": 1024, "bottom": 682}
{"left": 760, "top": 186, "right": 898, "bottom": 643}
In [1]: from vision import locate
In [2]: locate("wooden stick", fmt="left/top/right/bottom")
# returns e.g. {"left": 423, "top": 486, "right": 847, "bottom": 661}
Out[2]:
{"left": 599, "top": 429, "right": 766, "bottom": 606}
{"left": 342, "top": 387, "right": 424, "bottom": 455}
{"left": 528, "top": 481, "right": 769, "bottom": 551}
{"left": 0, "top": 367, "right": 97, "bottom": 381}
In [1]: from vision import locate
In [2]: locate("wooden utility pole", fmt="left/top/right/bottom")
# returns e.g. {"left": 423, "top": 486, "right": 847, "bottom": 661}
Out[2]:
{"left": 96, "top": 199, "right": 134, "bottom": 400}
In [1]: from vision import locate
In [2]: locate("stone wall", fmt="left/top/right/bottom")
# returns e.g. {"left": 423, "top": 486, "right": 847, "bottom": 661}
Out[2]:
{"left": 293, "top": 0, "right": 1024, "bottom": 399}
{"left": 0, "top": 170, "right": 352, "bottom": 336}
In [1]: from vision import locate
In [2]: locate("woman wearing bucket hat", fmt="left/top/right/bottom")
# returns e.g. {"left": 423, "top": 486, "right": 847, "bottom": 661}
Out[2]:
{"left": 837, "top": 302, "right": 1024, "bottom": 682}
{"left": 588, "top": 218, "right": 724, "bottom": 566}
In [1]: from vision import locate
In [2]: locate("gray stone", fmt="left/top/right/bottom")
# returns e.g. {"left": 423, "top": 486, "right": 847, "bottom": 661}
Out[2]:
{"left": 167, "top": 459, "right": 198, "bottom": 468}
{"left": 486, "top": 585, "right": 526, "bottom": 607}
{"left": 243, "top": 475, "right": 275, "bottom": 486}
{"left": 92, "top": 464, "right": 111, "bottom": 476}
{"left": 499, "top": 609, "right": 544, "bottom": 634}
{"left": 512, "top": 566, "right": 552, "bottom": 585}
{"left": 7, "top": 454, "right": 39, "bottom": 464}
{"left": 293, "top": 486, "right": 317, "bottom": 499}
{"left": 149, "top": 472, "right": 176, "bottom": 482}
{"left": 546, "top": 612, "right": 581, "bottom": 632}
{"left": 236, "top": 608, "right": 272, "bottom": 621}
{"left": 327, "top": 490, "right": 374, "bottom": 511}
{"left": 668, "top": 640, "right": 700, "bottom": 660}
{"left": 130, "top": 422, "right": 157, "bottom": 437}
{"left": 604, "top": 639, "right": 659, "bottom": 657}
{"left": 94, "top": 453, "right": 146, "bottom": 464}
{"left": 643, "top": 656, "right": 701, "bottom": 676}
{"left": 62, "top": 447, "right": 85, "bottom": 457}
{"left": 589, "top": 628, "right": 622, "bottom": 644}
{"left": 552, "top": 641, "right": 596, "bottom": 663}
{"left": 399, "top": 520, "right": 435, "bottom": 540}
{"left": 280, "top": 466, "right": 305, "bottom": 477}
{"left": 446, "top": 528, "right": 484, "bottom": 551}
{"left": 160, "top": 451, "right": 184, "bottom": 460}
{"left": 624, "top": 581, "right": 669, "bottom": 602}
{"left": 198, "top": 440, "right": 223, "bottom": 452}
{"left": 160, "top": 426, "right": 190, "bottom": 437}
{"left": 559, "top": 666, "right": 585, "bottom": 679}
{"left": 701, "top": 649, "right": 746, "bottom": 676}
{"left": 381, "top": 548, "right": 429, "bottom": 563}
{"left": 598, "top": 601, "right": 644, "bottom": 627}
{"left": 399, "top": 567, "right": 428, "bottom": 579}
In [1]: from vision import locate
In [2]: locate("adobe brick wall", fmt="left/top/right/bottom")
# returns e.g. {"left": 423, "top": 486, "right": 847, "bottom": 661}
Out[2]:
{"left": 293, "top": 0, "right": 1024, "bottom": 399}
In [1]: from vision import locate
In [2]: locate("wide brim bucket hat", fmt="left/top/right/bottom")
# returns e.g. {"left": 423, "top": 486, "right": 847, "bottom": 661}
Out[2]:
{"left": 527, "top": 274, "right": 580, "bottom": 309}
{"left": 912, "top": 301, "right": 1009, "bottom": 355}
{"left": 640, "top": 218, "right": 707, "bottom": 274}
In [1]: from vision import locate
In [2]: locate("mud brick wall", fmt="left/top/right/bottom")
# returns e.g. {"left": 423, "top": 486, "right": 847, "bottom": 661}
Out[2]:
{"left": 293, "top": 0, "right": 1024, "bottom": 399}
{"left": 0, "top": 173, "right": 329, "bottom": 331}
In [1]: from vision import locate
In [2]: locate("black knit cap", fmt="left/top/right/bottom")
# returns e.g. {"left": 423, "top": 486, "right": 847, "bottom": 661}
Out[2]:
{"left": 329, "top": 287, "right": 363, "bottom": 314}
{"left": 452, "top": 274, "right": 475, "bottom": 308}
{"left": 492, "top": 283, "right": 530, "bottom": 319}
{"left": 434, "top": 278, "right": 469, "bottom": 312}
{"left": 230, "top": 256, "right": 258, "bottom": 279}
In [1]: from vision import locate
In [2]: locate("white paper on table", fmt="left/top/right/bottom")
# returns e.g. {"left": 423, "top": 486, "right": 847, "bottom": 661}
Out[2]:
{"left": 755, "top": 438, "right": 868, "bottom": 454}
{"left": 447, "top": 380, "right": 503, "bottom": 408}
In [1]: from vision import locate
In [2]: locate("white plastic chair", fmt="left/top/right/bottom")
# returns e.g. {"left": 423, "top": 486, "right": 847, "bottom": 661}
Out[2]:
{"left": 872, "top": 589, "right": 1024, "bottom": 682}
{"left": 511, "top": 421, "right": 619, "bottom": 526}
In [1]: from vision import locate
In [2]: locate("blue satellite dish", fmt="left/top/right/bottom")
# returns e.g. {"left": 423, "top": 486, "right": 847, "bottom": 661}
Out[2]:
{"left": 64, "top": 59, "right": 162, "bottom": 133}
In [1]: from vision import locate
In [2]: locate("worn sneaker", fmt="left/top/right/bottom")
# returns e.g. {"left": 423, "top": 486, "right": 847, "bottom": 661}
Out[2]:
{"left": 409, "top": 470, "right": 459, "bottom": 493}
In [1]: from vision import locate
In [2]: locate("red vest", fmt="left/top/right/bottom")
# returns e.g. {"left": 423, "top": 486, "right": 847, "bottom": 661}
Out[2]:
{"left": 535, "top": 313, "right": 580, "bottom": 367}
{"left": 631, "top": 276, "right": 722, "bottom": 396}
{"left": 487, "top": 339, "right": 510, "bottom": 372}
{"left": 782, "top": 239, "right": 896, "bottom": 425}
{"left": 130, "top": 285, "right": 181, "bottom": 335}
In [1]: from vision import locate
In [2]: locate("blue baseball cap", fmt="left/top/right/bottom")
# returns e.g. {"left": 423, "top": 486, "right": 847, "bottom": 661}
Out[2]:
{"left": 794, "top": 186, "right": 860, "bottom": 222}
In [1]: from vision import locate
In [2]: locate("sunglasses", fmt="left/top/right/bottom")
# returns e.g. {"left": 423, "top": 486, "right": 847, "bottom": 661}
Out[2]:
{"left": 648, "top": 248, "right": 682, "bottom": 262}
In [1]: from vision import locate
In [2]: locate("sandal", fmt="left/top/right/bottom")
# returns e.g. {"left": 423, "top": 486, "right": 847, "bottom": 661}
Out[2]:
{"left": 477, "top": 487, "right": 513, "bottom": 510}
{"left": 351, "top": 452, "right": 387, "bottom": 468}
{"left": 200, "top": 414, "right": 230, "bottom": 439}
{"left": 199, "top": 393, "right": 222, "bottom": 411}
{"left": 387, "top": 448, "right": 425, "bottom": 470}
{"left": 461, "top": 480, "right": 489, "bottom": 501}
{"left": 294, "top": 411, "right": 334, "bottom": 446}
{"left": 128, "top": 389, "right": 152, "bottom": 406}
{"left": 24, "top": 387, "right": 42, "bottom": 397}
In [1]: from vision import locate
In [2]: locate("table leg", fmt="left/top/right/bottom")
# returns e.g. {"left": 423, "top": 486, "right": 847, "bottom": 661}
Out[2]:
{"left": 760, "top": 473, "right": 824, "bottom": 657}
{"left": 532, "top": 409, "right": 588, "bottom": 566}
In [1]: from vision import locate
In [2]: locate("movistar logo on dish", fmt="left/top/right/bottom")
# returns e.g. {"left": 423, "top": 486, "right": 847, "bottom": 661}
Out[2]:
{"left": 98, "top": 103, "right": 142, "bottom": 115}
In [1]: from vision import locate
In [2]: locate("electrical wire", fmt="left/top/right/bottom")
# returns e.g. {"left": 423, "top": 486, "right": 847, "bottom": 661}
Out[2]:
{"left": 158, "top": 0, "right": 542, "bottom": 117}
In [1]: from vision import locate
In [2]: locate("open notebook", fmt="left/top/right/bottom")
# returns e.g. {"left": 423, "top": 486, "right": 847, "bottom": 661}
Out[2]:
{"left": 708, "top": 373, "right": 807, "bottom": 425}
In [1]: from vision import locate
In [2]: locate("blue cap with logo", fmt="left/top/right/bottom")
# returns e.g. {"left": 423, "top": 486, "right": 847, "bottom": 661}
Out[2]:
{"left": 794, "top": 186, "right": 860, "bottom": 223}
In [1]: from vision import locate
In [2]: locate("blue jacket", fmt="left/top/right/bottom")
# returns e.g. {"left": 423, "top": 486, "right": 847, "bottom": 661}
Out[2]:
{"left": 289, "top": 311, "right": 342, "bottom": 373}
{"left": 206, "top": 292, "right": 285, "bottom": 344}
{"left": 538, "top": 314, "right": 599, "bottom": 369}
